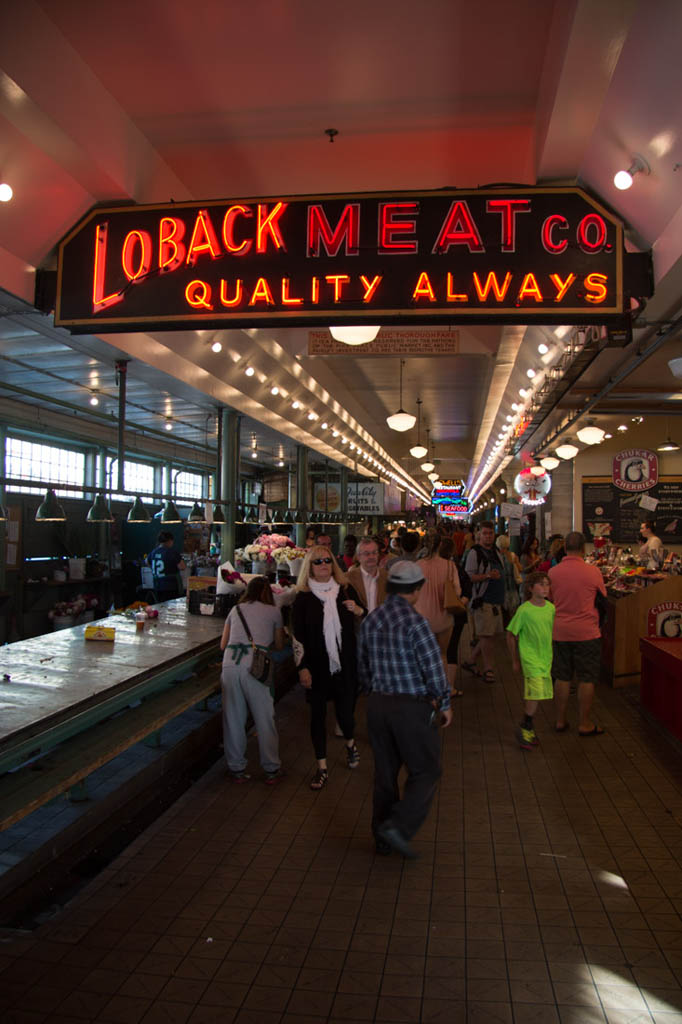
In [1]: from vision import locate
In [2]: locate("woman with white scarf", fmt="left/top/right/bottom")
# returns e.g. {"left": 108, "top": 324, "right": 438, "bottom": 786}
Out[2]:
{"left": 292, "top": 545, "right": 364, "bottom": 790}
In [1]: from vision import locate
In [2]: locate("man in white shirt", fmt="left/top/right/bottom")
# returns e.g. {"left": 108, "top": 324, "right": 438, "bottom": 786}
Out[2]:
{"left": 347, "top": 537, "right": 387, "bottom": 613}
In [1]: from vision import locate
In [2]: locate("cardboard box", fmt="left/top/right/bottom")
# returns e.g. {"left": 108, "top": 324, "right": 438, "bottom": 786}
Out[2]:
{"left": 84, "top": 625, "right": 116, "bottom": 641}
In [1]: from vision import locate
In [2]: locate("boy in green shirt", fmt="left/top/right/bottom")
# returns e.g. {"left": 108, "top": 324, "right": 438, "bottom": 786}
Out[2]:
{"left": 506, "top": 572, "right": 555, "bottom": 750}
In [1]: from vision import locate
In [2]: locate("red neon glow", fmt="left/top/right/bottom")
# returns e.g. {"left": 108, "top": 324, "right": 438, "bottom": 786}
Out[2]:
{"left": 249, "top": 277, "right": 274, "bottom": 305}
{"left": 486, "top": 199, "right": 530, "bottom": 251}
{"left": 92, "top": 222, "right": 123, "bottom": 312}
{"left": 121, "top": 229, "right": 152, "bottom": 282}
{"left": 378, "top": 202, "right": 419, "bottom": 253}
{"left": 222, "top": 206, "right": 253, "bottom": 255}
{"left": 584, "top": 272, "right": 608, "bottom": 303}
{"left": 446, "top": 273, "right": 468, "bottom": 301}
{"left": 517, "top": 273, "right": 543, "bottom": 302}
{"left": 550, "top": 273, "right": 576, "bottom": 302}
{"left": 473, "top": 271, "right": 512, "bottom": 302}
{"left": 541, "top": 214, "right": 568, "bottom": 253}
{"left": 220, "top": 279, "right": 243, "bottom": 306}
{"left": 159, "top": 217, "right": 186, "bottom": 273}
{"left": 256, "top": 202, "right": 288, "bottom": 253}
{"left": 325, "top": 274, "right": 350, "bottom": 302}
{"left": 185, "top": 280, "right": 213, "bottom": 309}
{"left": 311, "top": 277, "right": 320, "bottom": 304}
{"left": 186, "top": 210, "right": 221, "bottom": 265}
{"left": 360, "top": 274, "right": 382, "bottom": 302}
{"left": 281, "top": 279, "right": 303, "bottom": 305}
{"left": 307, "top": 204, "right": 359, "bottom": 257}
{"left": 577, "top": 214, "right": 607, "bottom": 252}
{"left": 432, "top": 201, "right": 484, "bottom": 253}
{"left": 412, "top": 272, "right": 436, "bottom": 301}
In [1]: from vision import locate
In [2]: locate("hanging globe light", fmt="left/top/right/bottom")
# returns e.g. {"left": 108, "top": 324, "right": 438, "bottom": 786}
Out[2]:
{"left": 329, "top": 325, "right": 381, "bottom": 346}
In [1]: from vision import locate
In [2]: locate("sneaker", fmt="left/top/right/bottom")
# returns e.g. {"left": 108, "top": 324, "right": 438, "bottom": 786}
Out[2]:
{"left": 346, "top": 742, "right": 360, "bottom": 769}
{"left": 264, "top": 769, "right": 284, "bottom": 785}
{"left": 228, "top": 770, "right": 251, "bottom": 782}
{"left": 518, "top": 726, "right": 539, "bottom": 751}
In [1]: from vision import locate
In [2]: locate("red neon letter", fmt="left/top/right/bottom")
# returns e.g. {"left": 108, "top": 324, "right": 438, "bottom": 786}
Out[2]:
{"left": 446, "top": 273, "right": 468, "bottom": 302}
{"left": 311, "top": 277, "right": 320, "bottom": 304}
{"left": 159, "top": 217, "right": 186, "bottom": 273}
{"left": 412, "top": 272, "right": 436, "bottom": 302}
{"left": 307, "top": 204, "right": 359, "bottom": 257}
{"left": 219, "top": 279, "right": 243, "bottom": 307}
{"left": 517, "top": 273, "right": 543, "bottom": 302}
{"left": 378, "top": 202, "right": 419, "bottom": 254}
{"left": 433, "top": 201, "right": 484, "bottom": 253}
{"left": 473, "top": 271, "right": 512, "bottom": 302}
{"left": 549, "top": 273, "right": 576, "bottom": 302}
{"left": 360, "top": 274, "right": 382, "bottom": 302}
{"left": 249, "top": 277, "right": 274, "bottom": 305}
{"left": 281, "top": 279, "right": 303, "bottom": 306}
{"left": 577, "top": 214, "right": 607, "bottom": 252}
{"left": 486, "top": 199, "right": 531, "bottom": 251}
{"left": 542, "top": 214, "right": 568, "bottom": 253}
{"left": 584, "top": 273, "right": 608, "bottom": 303}
{"left": 256, "top": 202, "right": 288, "bottom": 253}
{"left": 325, "top": 275, "right": 351, "bottom": 302}
{"left": 186, "top": 210, "right": 221, "bottom": 266}
{"left": 185, "top": 280, "right": 213, "bottom": 309}
{"left": 92, "top": 222, "right": 123, "bottom": 312}
{"left": 121, "top": 229, "right": 152, "bottom": 281}
{"left": 222, "top": 206, "right": 253, "bottom": 255}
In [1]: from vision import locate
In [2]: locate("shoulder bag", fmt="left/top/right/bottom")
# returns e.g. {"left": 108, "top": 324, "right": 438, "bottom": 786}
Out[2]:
{"left": 235, "top": 606, "right": 272, "bottom": 684}
{"left": 444, "top": 563, "right": 467, "bottom": 615}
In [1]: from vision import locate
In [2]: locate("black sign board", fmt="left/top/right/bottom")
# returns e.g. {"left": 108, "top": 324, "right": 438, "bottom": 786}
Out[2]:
{"left": 583, "top": 476, "right": 682, "bottom": 545}
{"left": 52, "top": 187, "right": 642, "bottom": 333}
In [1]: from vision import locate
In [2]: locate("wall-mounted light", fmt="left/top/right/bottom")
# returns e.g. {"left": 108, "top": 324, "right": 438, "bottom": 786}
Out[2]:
{"left": 613, "top": 154, "right": 650, "bottom": 190}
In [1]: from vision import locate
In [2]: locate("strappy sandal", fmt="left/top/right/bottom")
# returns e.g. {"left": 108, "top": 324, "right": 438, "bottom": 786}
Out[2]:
{"left": 482, "top": 670, "right": 495, "bottom": 684}
{"left": 310, "top": 768, "right": 328, "bottom": 790}
{"left": 346, "top": 743, "right": 360, "bottom": 769}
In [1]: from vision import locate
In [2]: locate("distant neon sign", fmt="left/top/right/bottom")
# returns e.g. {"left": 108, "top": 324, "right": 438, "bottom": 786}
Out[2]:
{"left": 53, "top": 187, "right": 646, "bottom": 333}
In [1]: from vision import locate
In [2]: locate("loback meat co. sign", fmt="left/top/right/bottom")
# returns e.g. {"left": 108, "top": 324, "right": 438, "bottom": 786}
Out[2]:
{"left": 51, "top": 187, "right": 651, "bottom": 333}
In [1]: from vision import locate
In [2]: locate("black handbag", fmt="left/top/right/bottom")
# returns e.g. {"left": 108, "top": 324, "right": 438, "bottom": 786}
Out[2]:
{"left": 235, "top": 606, "right": 272, "bottom": 684}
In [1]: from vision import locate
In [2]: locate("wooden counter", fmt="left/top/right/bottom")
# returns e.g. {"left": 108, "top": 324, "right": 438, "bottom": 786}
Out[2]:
{"left": 639, "top": 638, "right": 682, "bottom": 742}
{"left": 0, "top": 599, "right": 224, "bottom": 774}
{"left": 600, "top": 574, "right": 682, "bottom": 687}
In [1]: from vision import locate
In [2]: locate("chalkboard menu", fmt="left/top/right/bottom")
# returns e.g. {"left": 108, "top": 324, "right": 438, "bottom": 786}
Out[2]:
{"left": 583, "top": 476, "right": 682, "bottom": 544}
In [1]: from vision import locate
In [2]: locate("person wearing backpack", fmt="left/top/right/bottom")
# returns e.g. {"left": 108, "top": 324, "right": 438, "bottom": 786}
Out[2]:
{"left": 463, "top": 521, "right": 505, "bottom": 683}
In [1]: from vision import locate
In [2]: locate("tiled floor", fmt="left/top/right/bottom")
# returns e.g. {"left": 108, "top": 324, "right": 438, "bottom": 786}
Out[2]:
{"left": 2, "top": 640, "right": 682, "bottom": 1023}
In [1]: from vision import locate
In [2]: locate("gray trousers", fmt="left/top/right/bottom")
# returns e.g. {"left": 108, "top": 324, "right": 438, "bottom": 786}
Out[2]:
{"left": 221, "top": 662, "right": 280, "bottom": 773}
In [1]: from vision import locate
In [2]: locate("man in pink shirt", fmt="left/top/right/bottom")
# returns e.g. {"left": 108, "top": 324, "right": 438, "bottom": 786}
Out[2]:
{"left": 549, "top": 531, "right": 607, "bottom": 736}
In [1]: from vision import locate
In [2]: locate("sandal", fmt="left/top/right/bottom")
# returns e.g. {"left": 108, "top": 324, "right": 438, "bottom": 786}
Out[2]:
{"left": 346, "top": 742, "right": 360, "bottom": 769}
{"left": 482, "top": 670, "right": 495, "bottom": 684}
{"left": 450, "top": 689, "right": 464, "bottom": 698}
{"left": 310, "top": 768, "right": 329, "bottom": 790}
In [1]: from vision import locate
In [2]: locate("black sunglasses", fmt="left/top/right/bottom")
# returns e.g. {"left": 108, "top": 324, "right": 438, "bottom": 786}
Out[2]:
{"left": 312, "top": 557, "right": 333, "bottom": 565}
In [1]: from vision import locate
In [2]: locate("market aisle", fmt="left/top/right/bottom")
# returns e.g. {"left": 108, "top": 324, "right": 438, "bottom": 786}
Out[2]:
{"left": 2, "top": 644, "right": 682, "bottom": 1024}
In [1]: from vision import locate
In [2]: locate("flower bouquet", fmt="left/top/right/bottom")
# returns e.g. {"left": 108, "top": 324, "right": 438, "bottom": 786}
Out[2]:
{"left": 285, "top": 545, "right": 307, "bottom": 576}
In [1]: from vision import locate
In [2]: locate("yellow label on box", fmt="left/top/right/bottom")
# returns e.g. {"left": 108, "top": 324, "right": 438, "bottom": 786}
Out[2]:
{"left": 187, "top": 576, "right": 217, "bottom": 592}
{"left": 84, "top": 625, "right": 116, "bottom": 641}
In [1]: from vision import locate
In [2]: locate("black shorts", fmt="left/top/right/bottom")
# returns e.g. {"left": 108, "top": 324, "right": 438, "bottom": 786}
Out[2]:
{"left": 552, "top": 639, "right": 602, "bottom": 685}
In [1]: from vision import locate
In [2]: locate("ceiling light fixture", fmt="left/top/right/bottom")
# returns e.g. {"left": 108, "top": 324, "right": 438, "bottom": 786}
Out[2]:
{"left": 576, "top": 424, "right": 605, "bottom": 445}
{"left": 292, "top": 400, "right": 301, "bottom": 409}
{"left": 613, "top": 154, "right": 650, "bottom": 191}
{"left": 555, "top": 441, "right": 579, "bottom": 460}
{"left": 245, "top": 366, "right": 255, "bottom": 376}
{"left": 530, "top": 466, "right": 545, "bottom": 477}
{"left": 35, "top": 488, "right": 66, "bottom": 522}
{"left": 89, "top": 393, "right": 99, "bottom": 406}
{"left": 211, "top": 340, "right": 222, "bottom": 353}
{"left": 386, "top": 359, "right": 416, "bottom": 432}
{"left": 658, "top": 436, "right": 681, "bottom": 452}
{"left": 127, "top": 496, "right": 151, "bottom": 523}
{"left": 271, "top": 386, "right": 279, "bottom": 396}
{"left": 409, "top": 398, "right": 428, "bottom": 458}
{"left": 329, "top": 325, "right": 381, "bottom": 346}
{"left": 160, "top": 499, "right": 182, "bottom": 523}
{"left": 538, "top": 343, "right": 549, "bottom": 355}
{"left": 540, "top": 456, "right": 560, "bottom": 471}
{"left": 164, "top": 419, "right": 173, "bottom": 431}
{"left": 617, "top": 423, "right": 628, "bottom": 432}
{"left": 86, "top": 494, "right": 114, "bottom": 522}
{"left": 420, "top": 429, "right": 434, "bottom": 472}
{"left": 0, "top": 183, "right": 13, "bottom": 202}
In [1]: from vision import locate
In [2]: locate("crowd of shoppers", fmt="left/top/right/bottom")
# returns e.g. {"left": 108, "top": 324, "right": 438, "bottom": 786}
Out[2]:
{"left": 219, "top": 519, "right": 608, "bottom": 856}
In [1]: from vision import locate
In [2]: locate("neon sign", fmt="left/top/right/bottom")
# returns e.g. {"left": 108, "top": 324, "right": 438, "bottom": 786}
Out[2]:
{"left": 440, "top": 501, "right": 470, "bottom": 516}
{"left": 52, "top": 188, "right": 650, "bottom": 333}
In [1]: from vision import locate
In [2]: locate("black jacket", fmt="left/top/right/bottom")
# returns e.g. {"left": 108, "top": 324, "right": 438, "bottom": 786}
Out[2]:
{"left": 291, "top": 584, "right": 361, "bottom": 690}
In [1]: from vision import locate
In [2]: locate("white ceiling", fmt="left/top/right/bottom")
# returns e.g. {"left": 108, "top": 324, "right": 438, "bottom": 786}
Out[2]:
{"left": 0, "top": 0, "right": 681, "bottom": 499}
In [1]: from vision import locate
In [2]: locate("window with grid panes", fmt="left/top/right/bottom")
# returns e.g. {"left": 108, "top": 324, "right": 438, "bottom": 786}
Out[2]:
{"left": 173, "top": 471, "right": 204, "bottom": 500}
{"left": 6, "top": 438, "right": 85, "bottom": 497}
{"left": 104, "top": 457, "right": 155, "bottom": 501}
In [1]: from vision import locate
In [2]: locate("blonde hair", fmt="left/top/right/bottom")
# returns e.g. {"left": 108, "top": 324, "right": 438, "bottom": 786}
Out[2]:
{"left": 296, "top": 545, "right": 347, "bottom": 591}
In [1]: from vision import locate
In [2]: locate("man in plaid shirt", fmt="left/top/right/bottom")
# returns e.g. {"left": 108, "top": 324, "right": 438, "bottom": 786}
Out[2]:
{"left": 358, "top": 561, "right": 452, "bottom": 859}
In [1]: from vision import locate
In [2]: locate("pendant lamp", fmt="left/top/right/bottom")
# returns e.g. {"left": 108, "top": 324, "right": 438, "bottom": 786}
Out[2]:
{"left": 127, "top": 496, "right": 151, "bottom": 523}
{"left": 35, "top": 488, "right": 67, "bottom": 522}
{"left": 540, "top": 456, "right": 560, "bottom": 471}
{"left": 555, "top": 441, "right": 580, "bottom": 460}
{"left": 161, "top": 499, "right": 182, "bottom": 523}
{"left": 386, "top": 360, "right": 416, "bottom": 432}
{"left": 188, "top": 501, "right": 206, "bottom": 523}
{"left": 283, "top": 508, "right": 295, "bottom": 525}
{"left": 0, "top": 502, "right": 7, "bottom": 521}
{"left": 245, "top": 505, "right": 259, "bottom": 524}
{"left": 657, "top": 436, "right": 680, "bottom": 452}
{"left": 576, "top": 424, "right": 605, "bottom": 445}
{"left": 294, "top": 508, "right": 307, "bottom": 524}
{"left": 420, "top": 429, "right": 435, "bottom": 473}
{"left": 86, "top": 494, "right": 114, "bottom": 522}
{"left": 409, "top": 398, "right": 428, "bottom": 459}
{"left": 329, "top": 325, "right": 381, "bottom": 346}
{"left": 212, "top": 503, "right": 226, "bottom": 525}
